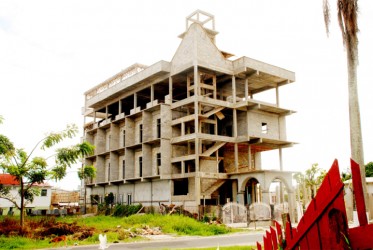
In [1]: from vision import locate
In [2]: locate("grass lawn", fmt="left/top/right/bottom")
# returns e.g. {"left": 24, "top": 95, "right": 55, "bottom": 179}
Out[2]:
{"left": 0, "top": 214, "right": 249, "bottom": 249}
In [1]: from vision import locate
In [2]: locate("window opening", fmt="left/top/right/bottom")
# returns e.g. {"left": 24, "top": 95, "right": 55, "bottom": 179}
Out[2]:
{"left": 157, "top": 118, "right": 161, "bottom": 138}
{"left": 173, "top": 179, "right": 188, "bottom": 195}
{"left": 127, "top": 193, "right": 132, "bottom": 205}
{"left": 139, "top": 156, "right": 143, "bottom": 177}
{"left": 157, "top": 153, "right": 161, "bottom": 167}
{"left": 157, "top": 153, "right": 161, "bottom": 175}
{"left": 122, "top": 160, "right": 125, "bottom": 179}
{"left": 41, "top": 189, "right": 47, "bottom": 196}
{"left": 261, "top": 122, "right": 268, "bottom": 134}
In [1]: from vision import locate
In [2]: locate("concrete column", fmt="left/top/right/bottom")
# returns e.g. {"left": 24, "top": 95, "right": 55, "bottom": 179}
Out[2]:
{"left": 276, "top": 86, "right": 280, "bottom": 107}
{"left": 213, "top": 75, "right": 217, "bottom": 99}
{"left": 181, "top": 122, "right": 185, "bottom": 136}
{"left": 233, "top": 109, "right": 237, "bottom": 137}
{"left": 261, "top": 189, "right": 270, "bottom": 205}
{"left": 288, "top": 191, "right": 296, "bottom": 223}
{"left": 169, "top": 76, "right": 173, "bottom": 102}
{"left": 181, "top": 161, "right": 185, "bottom": 174}
{"left": 194, "top": 65, "right": 199, "bottom": 96}
{"left": 151, "top": 84, "right": 154, "bottom": 102}
{"left": 234, "top": 143, "right": 238, "bottom": 172}
{"left": 279, "top": 148, "right": 283, "bottom": 171}
{"left": 237, "top": 192, "right": 245, "bottom": 206}
{"left": 248, "top": 145, "right": 252, "bottom": 169}
{"left": 232, "top": 76, "right": 236, "bottom": 103}
{"left": 194, "top": 65, "right": 200, "bottom": 172}
{"left": 232, "top": 180, "right": 238, "bottom": 203}
{"left": 244, "top": 78, "right": 249, "bottom": 100}
{"left": 195, "top": 177, "right": 201, "bottom": 205}
{"left": 134, "top": 93, "right": 137, "bottom": 109}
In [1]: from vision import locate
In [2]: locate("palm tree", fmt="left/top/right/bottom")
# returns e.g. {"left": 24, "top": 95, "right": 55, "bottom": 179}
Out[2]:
{"left": 323, "top": 0, "right": 366, "bottom": 203}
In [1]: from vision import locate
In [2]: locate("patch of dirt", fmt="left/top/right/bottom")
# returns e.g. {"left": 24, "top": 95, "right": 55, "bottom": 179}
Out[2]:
{"left": 0, "top": 217, "right": 94, "bottom": 240}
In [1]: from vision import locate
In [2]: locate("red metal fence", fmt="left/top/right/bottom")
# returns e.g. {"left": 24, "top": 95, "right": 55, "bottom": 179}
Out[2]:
{"left": 257, "top": 159, "right": 373, "bottom": 249}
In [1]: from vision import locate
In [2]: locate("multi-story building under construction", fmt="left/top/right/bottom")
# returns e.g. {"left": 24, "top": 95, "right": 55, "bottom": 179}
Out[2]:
{"left": 82, "top": 10, "right": 296, "bottom": 215}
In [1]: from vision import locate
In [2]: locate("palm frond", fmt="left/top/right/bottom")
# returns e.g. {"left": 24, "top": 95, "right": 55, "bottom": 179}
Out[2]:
{"left": 323, "top": 0, "right": 331, "bottom": 35}
{"left": 337, "top": 0, "right": 359, "bottom": 62}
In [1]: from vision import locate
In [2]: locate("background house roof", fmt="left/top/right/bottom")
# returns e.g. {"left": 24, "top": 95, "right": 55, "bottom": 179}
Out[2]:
{"left": 0, "top": 174, "right": 20, "bottom": 185}
{"left": 0, "top": 174, "right": 51, "bottom": 187}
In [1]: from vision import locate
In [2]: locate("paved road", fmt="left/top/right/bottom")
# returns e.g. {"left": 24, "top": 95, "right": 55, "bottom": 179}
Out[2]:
{"left": 50, "top": 232, "right": 264, "bottom": 250}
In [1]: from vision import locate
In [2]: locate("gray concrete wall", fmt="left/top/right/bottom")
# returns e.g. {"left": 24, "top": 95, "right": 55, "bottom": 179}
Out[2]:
{"left": 96, "top": 129, "right": 106, "bottom": 154}
{"left": 161, "top": 138, "right": 171, "bottom": 175}
{"left": 125, "top": 118, "right": 135, "bottom": 146}
{"left": 152, "top": 146, "right": 161, "bottom": 175}
{"left": 135, "top": 117, "right": 142, "bottom": 144}
{"left": 237, "top": 111, "right": 248, "bottom": 136}
{"left": 110, "top": 124, "right": 119, "bottom": 149}
{"left": 247, "top": 110, "right": 280, "bottom": 140}
{"left": 200, "top": 158, "right": 217, "bottom": 173}
{"left": 134, "top": 150, "right": 142, "bottom": 177}
{"left": 125, "top": 149, "right": 135, "bottom": 178}
{"left": 96, "top": 156, "right": 105, "bottom": 183}
{"left": 110, "top": 152, "right": 119, "bottom": 181}
{"left": 142, "top": 144, "right": 152, "bottom": 176}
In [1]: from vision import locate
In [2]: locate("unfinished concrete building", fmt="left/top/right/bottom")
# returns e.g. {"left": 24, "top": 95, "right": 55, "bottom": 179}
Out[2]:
{"left": 82, "top": 10, "right": 296, "bottom": 215}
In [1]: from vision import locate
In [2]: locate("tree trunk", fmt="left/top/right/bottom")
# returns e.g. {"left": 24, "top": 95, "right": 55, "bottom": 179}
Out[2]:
{"left": 20, "top": 180, "right": 25, "bottom": 230}
{"left": 346, "top": 44, "right": 367, "bottom": 208}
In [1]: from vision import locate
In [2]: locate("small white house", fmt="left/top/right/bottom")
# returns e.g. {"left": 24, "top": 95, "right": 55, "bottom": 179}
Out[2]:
{"left": 0, "top": 174, "right": 52, "bottom": 215}
{"left": 344, "top": 177, "right": 373, "bottom": 222}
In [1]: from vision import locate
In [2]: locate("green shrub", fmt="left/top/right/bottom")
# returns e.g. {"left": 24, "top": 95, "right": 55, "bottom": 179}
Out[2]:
{"left": 202, "top": 214, "right": 210, "bottom": 223}
{"left": 112, "top": 204, "right": 142, "bottom": 217}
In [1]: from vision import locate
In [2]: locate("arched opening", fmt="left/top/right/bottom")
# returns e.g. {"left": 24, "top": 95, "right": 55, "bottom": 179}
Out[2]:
{"left": 269, "top": 178, "right": 289, "bottom": 205}
{"left": 244, "top": 178, "right": 261, "bottom": 206}
{"left": 269, "top": 177, "right": 290, "bottom": 222}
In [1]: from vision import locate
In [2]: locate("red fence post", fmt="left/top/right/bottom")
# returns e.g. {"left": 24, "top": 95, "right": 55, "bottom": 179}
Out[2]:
{"left": 350, "top": 158, "right": 368, "bottom": 226}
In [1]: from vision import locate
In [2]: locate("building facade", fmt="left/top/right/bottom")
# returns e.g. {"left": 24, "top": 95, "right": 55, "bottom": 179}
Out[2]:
{"left": 0, "top": 174, "right": 52, "bottom": 215}
{"left": 82, "top": 10, "right": 296, "bottom": 215}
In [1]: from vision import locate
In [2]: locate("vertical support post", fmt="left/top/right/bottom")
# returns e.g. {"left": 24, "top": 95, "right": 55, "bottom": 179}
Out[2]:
{"left": 181, "top": 161, "right": 185, "bottom": 174}
{"left": 213, "top": 75, "right": 217, "bottom": 99}
{"left": 194, "top": 65, "right": 200, "bottom": 173}
{"left": 245, "top": 78, "right": 249, "bottom": 100}
{"left": 232, "top": 75, "right": 236, "bottom": 103}
{"left": 279, "top": 148, "right": 283, "bottom": 171}
{"left": 169, "top": 76, "right": 173, "bottom": 103}
{"left": 232, "top": 180, "right": 238, "bottom": 202}
{"left": 248, "top": 145, "right": 252, "bottom": 169}
{"left": 276, "top": 85, "right": 280, "bottom": 107}
{"left": 181, "top": 122, "right": 185, "bottom": 136}
{"left": 151, "top": 84, "right": 154, "bottom": 102}
{"left": 234, "top": 143, "right": 238, "bottom": 172}
{"left": 134, "top": 93, "right": 137, "bottom": 109}
{"left": 187, "top": 75, "right": 190, "bottom": 98}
